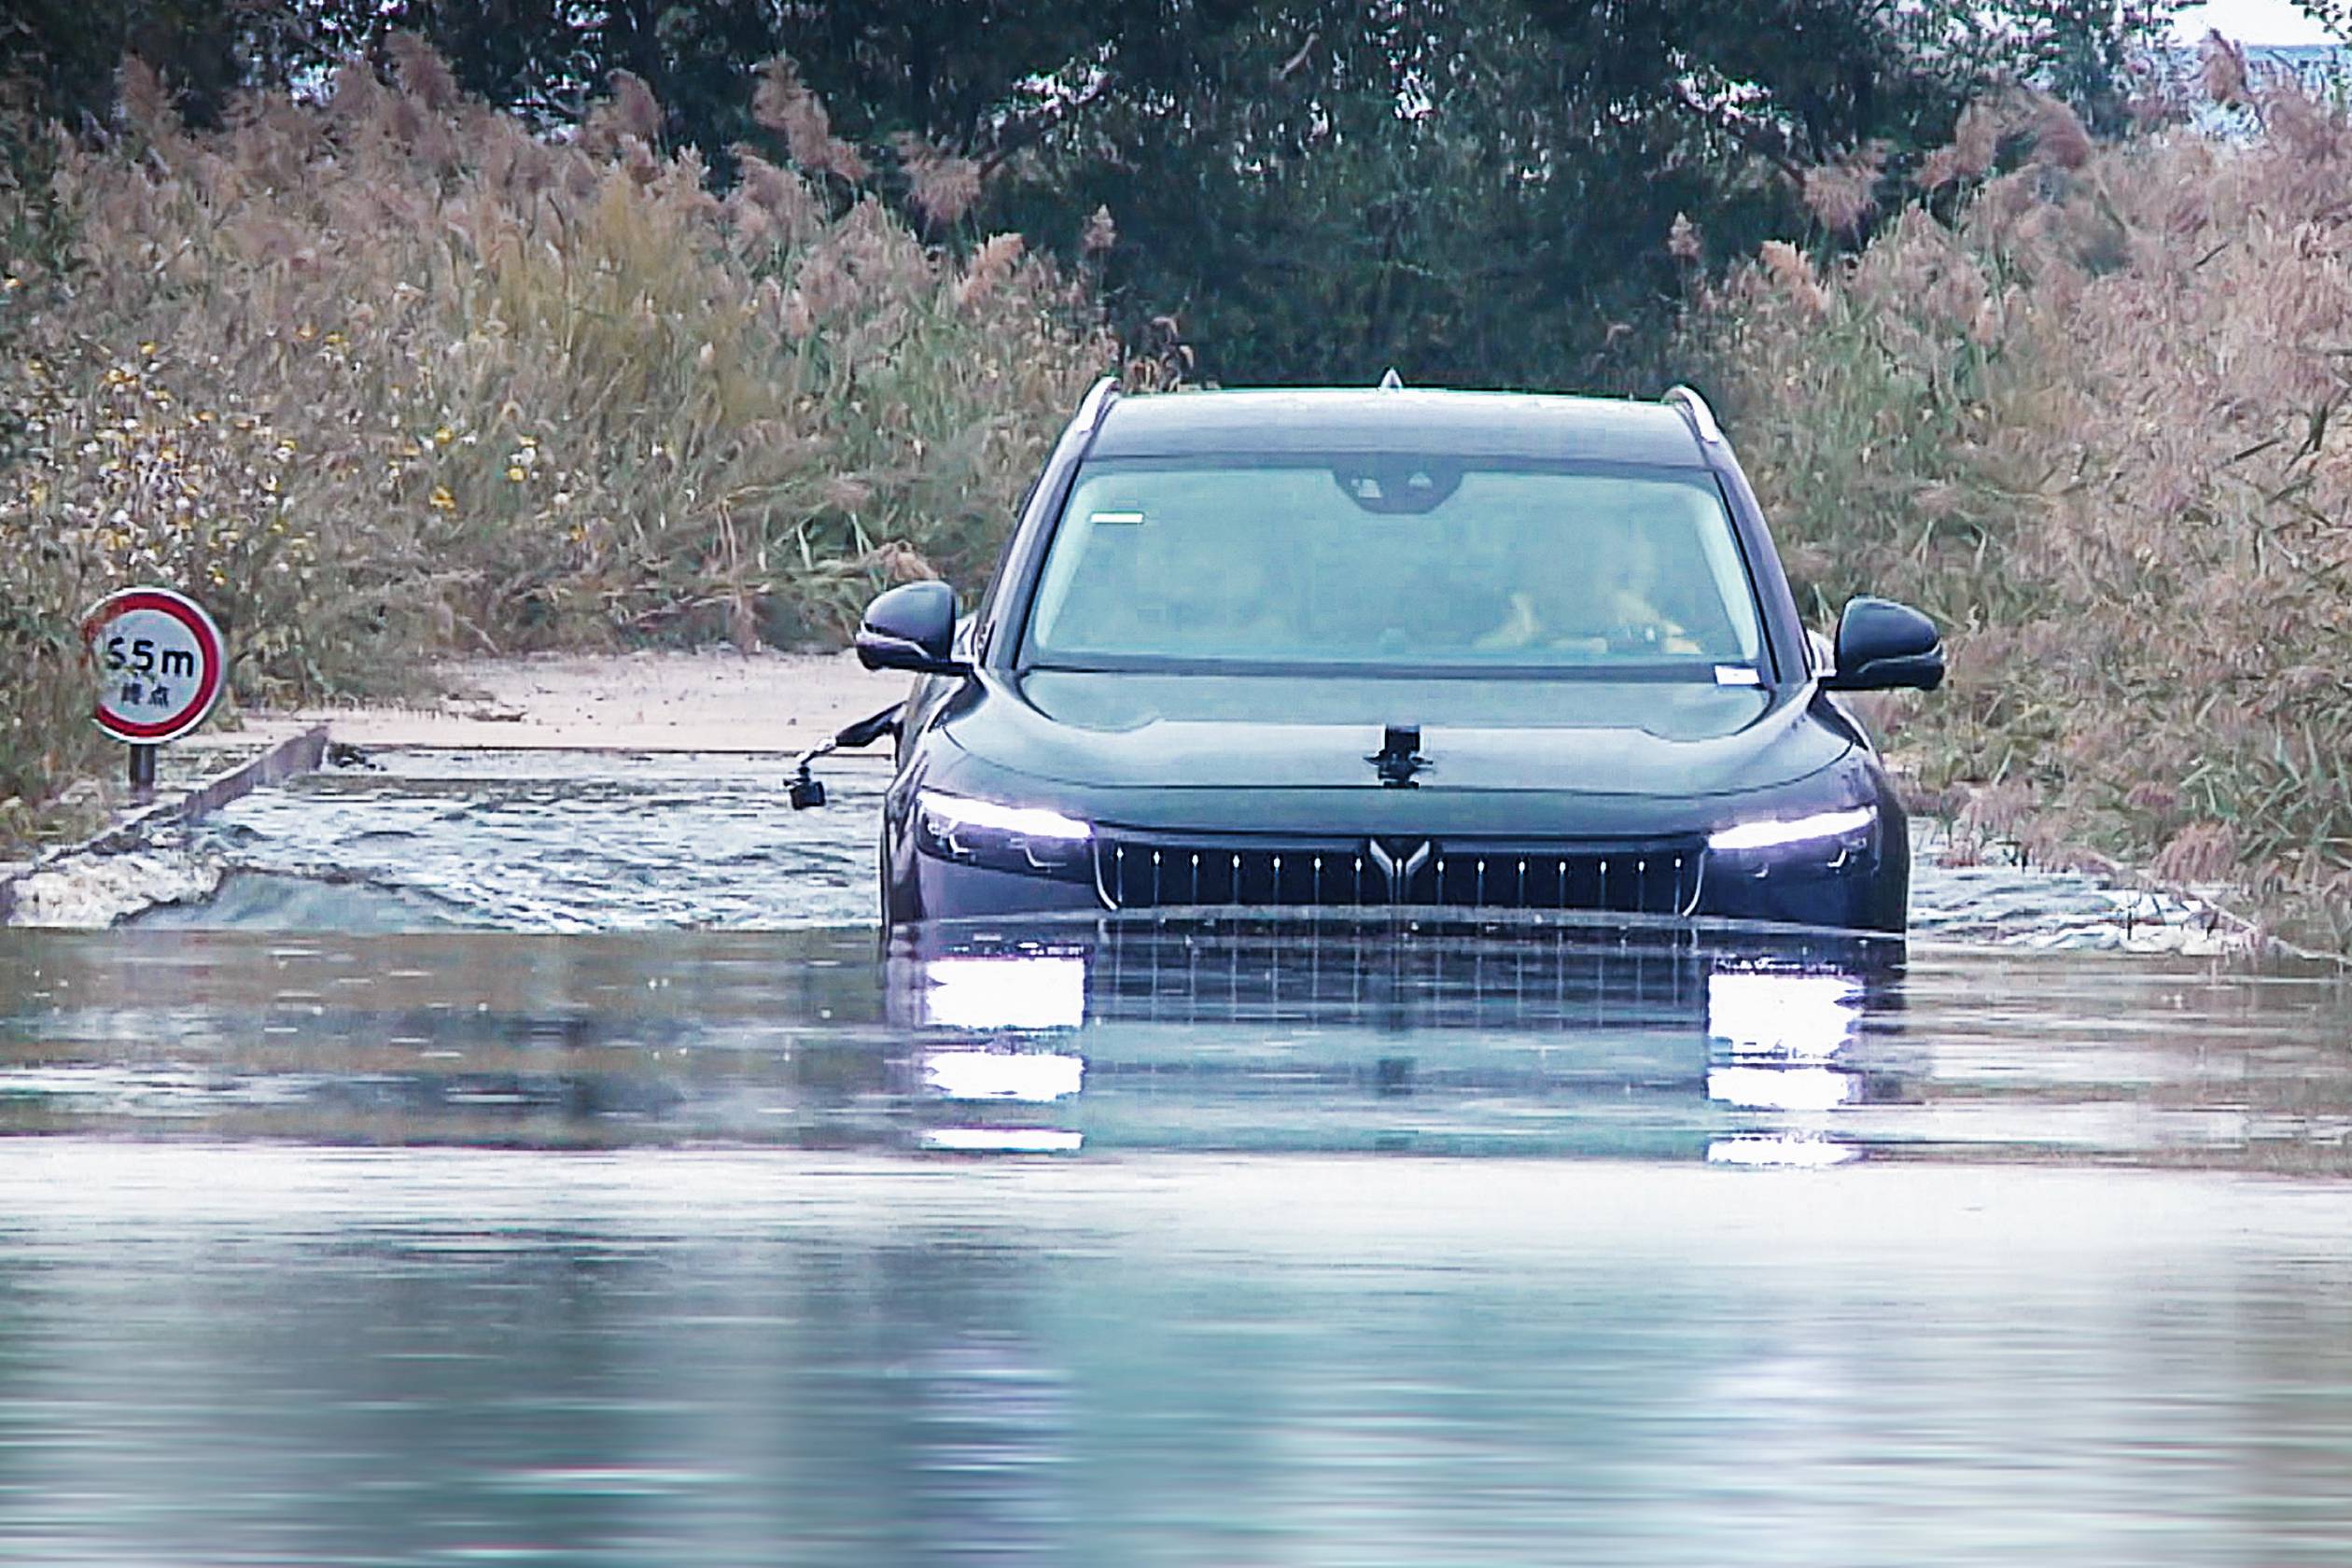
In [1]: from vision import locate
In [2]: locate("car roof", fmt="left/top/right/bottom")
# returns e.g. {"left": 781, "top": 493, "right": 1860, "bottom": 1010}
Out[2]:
{"left": 1088, "top": 387, "right": 1712, "bottom": 468}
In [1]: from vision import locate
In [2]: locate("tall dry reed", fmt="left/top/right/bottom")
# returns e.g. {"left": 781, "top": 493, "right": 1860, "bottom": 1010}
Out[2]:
{"left": 0, "top": 49, "right": 1113, "bottom": 841}
{"left": 1699, "top": 72, "right": 2352, "bottom": 945}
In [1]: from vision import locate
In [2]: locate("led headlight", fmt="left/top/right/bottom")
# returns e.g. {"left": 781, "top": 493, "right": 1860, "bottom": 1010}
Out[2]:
{"left": 1707, "top": 805, "right": 1877, "bottom": 859}
{"left": 914, "top": 789, "right": 1094, "bottom": 880}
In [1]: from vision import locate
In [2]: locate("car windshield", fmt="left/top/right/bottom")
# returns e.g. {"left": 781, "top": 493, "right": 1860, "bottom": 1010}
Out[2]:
{"left": 1021, "top": 457, "right": 1765, "bottom": 676}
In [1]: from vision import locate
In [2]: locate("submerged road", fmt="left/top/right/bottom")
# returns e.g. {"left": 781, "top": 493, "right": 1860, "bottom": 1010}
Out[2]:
{"left": 25, "top": 744, "right": 2235, "bottom": 952}
{"left": 0, "top": 740, "right": 2342, "bottom": 1562}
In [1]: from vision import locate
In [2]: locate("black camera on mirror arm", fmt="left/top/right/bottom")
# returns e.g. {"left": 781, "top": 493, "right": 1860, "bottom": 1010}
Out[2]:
{"left": 788, "top": 703, "right": 903, "bottom": 810}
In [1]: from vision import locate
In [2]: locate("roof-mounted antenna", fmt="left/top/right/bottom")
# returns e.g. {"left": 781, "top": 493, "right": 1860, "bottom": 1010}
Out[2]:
{"left": 1378, "top": 368, "right": 1404, "bottom": 391}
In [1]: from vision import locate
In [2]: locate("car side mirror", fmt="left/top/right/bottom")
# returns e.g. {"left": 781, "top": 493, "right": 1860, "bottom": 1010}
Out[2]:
{"left": 1822, "top": 596, "right": 1945, "bottom": 692}
{"left": 856, "top": 581, "right": 970, "bottom": 676}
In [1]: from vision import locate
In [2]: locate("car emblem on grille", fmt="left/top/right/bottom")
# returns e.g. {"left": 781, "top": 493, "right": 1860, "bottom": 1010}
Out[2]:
{"left": 1364, "top": 837, "right": 1435, "bottom": 902}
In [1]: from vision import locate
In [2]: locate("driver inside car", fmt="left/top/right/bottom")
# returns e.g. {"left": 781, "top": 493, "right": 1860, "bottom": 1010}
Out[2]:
{"left": 1473, "top": 519, "right": 1701, "bottom": 656}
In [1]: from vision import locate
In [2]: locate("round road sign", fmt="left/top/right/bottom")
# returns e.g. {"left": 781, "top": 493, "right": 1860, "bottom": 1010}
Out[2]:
{"left": 82, "top": 586, "right": 227, "bottom": 745}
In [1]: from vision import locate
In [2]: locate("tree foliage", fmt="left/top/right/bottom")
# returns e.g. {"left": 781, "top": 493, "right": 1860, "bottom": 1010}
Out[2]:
{"left": 4, "top": 0, "right": 2170, "bottom": 386}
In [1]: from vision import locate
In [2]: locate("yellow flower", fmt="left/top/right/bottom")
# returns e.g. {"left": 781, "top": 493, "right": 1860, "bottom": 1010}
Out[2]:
{"left": 428, "top": 485, "right": 456, "bottom": 511}
{"left": 294, "top": 324, "right": 315, "bottom": 342}
{"left": 324, "top": 331, "right": 346, "bottom": 347}
{"left": 433, "top": 427, "right": 455, "bottom": 446}
{"left": 506, "top": 466, "right": 526, "bottom": 483}
{"left": 137, "top": 341, "right": 157, "bottom": 356}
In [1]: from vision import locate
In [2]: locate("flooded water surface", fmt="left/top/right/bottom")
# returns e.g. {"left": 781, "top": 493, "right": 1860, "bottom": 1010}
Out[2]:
{"left": 121, "top": 747, "right": 2231, "bottom": 948}
{"left": 5, "top": 917, "right": 2347, "bottom": 1169}
{"left": 151, "top": 749, "right": 890, "bottom": 931}
{"left": 4, "top": 911, "right": 2352, "bottom": 1562}
{"left": 3, "top": 749, "right": 2350, "bottom": 1561}
{"left": 4, "top": 1142, "right": 2349, "bottom": 1566}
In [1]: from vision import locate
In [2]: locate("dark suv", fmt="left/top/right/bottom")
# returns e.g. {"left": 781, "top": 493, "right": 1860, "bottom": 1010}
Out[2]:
{"left": 852, "top": 379, "right": 1943, "bottom": 931}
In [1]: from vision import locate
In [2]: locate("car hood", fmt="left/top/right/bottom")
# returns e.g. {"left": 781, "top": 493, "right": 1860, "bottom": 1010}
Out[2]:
{"left": 938, "top": 670, "right": 1850, "bottom": 799}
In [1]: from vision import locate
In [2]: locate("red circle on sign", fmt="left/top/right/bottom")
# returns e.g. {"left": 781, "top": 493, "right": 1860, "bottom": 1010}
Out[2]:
{"left": 81, "top": 587, "right": 227, "bottom": 744}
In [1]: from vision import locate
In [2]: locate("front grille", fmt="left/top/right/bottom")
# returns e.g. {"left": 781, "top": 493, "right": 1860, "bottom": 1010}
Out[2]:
{"left": 1095, "top": 833, "right": 1703, "bottom": 917}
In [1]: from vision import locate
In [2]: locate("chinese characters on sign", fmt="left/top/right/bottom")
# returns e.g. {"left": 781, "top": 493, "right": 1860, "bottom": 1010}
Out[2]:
{"left": 81, "top": 586, "right": 227, "bottom": 748}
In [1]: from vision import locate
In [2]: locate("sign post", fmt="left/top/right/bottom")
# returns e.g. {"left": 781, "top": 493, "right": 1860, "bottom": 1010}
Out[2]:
{"left": 81, "top": 587, "right": 227, "bottom": 800}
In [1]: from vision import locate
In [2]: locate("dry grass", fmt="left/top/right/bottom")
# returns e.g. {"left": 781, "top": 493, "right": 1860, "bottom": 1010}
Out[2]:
{"left": 0, "top": 49, "right": 1112, "bottom": 842}
{"left": 1699, "top": 69, "right": 2352, "bottom": 947}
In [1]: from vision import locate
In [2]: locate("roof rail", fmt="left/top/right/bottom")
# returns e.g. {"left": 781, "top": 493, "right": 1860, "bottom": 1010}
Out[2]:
{"left": 1663, "top": 385, "right": 1725, "bottom": 448}
{"left": 1076, "top": 373, "right": 1119, "bottom": 436}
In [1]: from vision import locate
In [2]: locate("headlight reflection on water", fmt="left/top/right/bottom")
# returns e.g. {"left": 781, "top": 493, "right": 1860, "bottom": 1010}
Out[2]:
{"left": 1705, "top": 1134, "right": 1861, "bottom": 1168}
{"left": 921, "top": 1050, "right": 1085, "bottom": 1103}
{"left": 1705, "top": 970, "right": 1864, "bottom": 1059}
{"left": 1704, "top": 1064, "right": 1856, "bottom": 1112}
{"left": 917, "top": 953, "right": 1088, "bottom": 1032}
{"left": 914, "top": 952, "right": 1089, "bottom": 1154}
{"left": 917, "top": 1127, "right": 1085, "bottom": 1154}
{"left": 1706, "top": 967, "right": 1867, "bottom": 1116}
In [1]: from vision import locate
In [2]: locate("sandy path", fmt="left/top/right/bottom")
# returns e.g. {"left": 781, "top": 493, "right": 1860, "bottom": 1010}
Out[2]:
{"left": 185, "top": 650, "right": 912, "bottom": 756}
